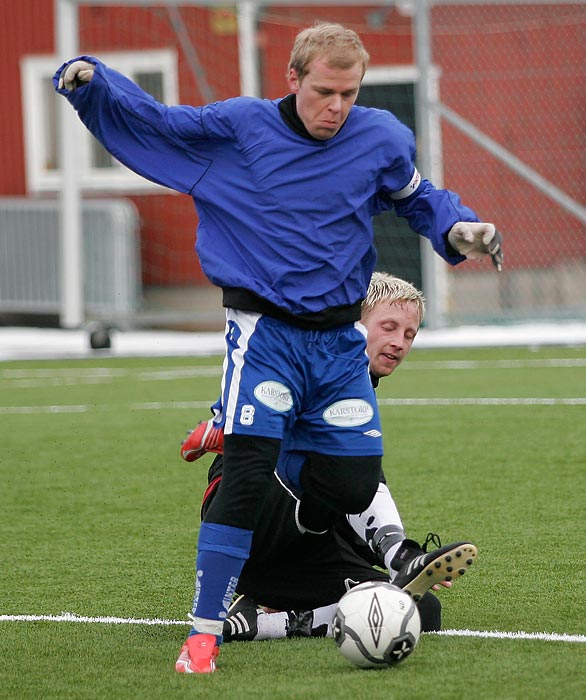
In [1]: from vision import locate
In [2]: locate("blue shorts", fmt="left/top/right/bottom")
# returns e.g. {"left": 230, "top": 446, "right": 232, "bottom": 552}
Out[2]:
{"left": 213, "top": 309, "right": 383, "bottom": 459}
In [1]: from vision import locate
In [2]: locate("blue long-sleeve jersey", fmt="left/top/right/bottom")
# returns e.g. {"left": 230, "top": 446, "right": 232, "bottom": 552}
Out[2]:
{"left": 54, "top": 58, "right": 475, "bottom": 316}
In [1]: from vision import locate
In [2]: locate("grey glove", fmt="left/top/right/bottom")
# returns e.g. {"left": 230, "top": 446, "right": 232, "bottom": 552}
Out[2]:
{"left": 58, "top": 60, "right": 95, "bottom": 91}
{"left": 448, "top": 222, "right": 504, "bottom": 272}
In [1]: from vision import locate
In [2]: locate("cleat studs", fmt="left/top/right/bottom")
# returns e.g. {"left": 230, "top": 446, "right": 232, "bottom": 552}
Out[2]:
{"left": 459, "top": 569, "right": 466, "bottom": 575}
{"left": 447, "top": 566, "right": 453, "bottom": 572}
{"left": 426, "top": 570, "right": 434, "bottom": 576}
{"left": 466, "top": 559, "right": 474, "bottom": 565}
{"left": 445, "top": 555, "right": 452, "bottom": 562}
{"left": 434, "top": 561, "right": 442, "bottom": 568}
{"left": 455, "top": 551, "right": 462, "bottom": 557}
{"left": 445, "top": 575, "right": 452, "bottom": 582}
{"left": 412, "top": 594, "right": 422, "bottom": 602}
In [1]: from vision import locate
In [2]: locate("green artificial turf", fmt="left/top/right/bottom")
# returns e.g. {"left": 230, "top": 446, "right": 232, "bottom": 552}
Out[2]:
{"left": 1, "top": 346, "right": 585, "bottom": 699}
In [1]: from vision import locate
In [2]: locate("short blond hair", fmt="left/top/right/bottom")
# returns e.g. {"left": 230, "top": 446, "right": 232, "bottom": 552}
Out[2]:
{"left": 288, "top": 22, "right": 370, "bottom": 81}
{"left": 362, "top": 272, "right": 426, "bottom": 327}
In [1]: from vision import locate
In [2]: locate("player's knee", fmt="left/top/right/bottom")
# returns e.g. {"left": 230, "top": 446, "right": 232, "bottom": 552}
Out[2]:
{"left": 342, "top": 473, "right": 380, "bottom": 513}
{"left": 335, "top": 454, "right": 381, "bottom": 512}
{"left": 302, "top": 453, "right": 381, "bottom": 514}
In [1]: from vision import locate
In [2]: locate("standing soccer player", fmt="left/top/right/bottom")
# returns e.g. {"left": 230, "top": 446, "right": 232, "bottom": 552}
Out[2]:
{"left": 55, "top": 22, "right": 503, "bottom": 674}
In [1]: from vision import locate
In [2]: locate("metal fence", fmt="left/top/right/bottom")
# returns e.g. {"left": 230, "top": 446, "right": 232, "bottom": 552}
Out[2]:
{"left": 0, "top": 198, "right": 140, "bottom": 317}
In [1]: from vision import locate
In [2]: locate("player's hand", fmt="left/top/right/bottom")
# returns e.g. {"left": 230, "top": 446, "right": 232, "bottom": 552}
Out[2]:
{"left": 447, "top": 222, "right": 504, "bottom": 272}
{"left": 431, "top": 580, "right": 453, "bottom": 591}
{"left": 58, "top": 60, "right": 95, "bottom": 91}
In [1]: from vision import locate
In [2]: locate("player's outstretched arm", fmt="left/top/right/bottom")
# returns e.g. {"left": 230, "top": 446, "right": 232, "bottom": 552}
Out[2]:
{"left": 53, "top": 57, "right": 210, "bottom": 195}
{"left": 447, "top": 222, "right": 504, "bottom": 271}
{"left": 58, "top": 60, "right": 95, "bottom": 91}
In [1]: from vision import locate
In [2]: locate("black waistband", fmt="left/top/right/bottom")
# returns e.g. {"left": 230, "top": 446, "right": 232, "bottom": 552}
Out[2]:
{"left": 222, "top": 287, "right": 362, "bottom": 330}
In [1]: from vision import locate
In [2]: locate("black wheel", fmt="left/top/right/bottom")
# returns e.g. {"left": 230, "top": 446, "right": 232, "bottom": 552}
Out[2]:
{"left": 89, "top": 326, "right": 111, "bottom": 349}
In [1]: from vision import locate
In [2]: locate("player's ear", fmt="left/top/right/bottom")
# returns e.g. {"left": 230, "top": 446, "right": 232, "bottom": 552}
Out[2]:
{"left": 287, "top": 68, "right": 301, "bottom": 93}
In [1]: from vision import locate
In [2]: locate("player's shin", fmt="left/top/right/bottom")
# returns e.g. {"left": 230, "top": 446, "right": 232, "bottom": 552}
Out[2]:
{"left": 177, "top": 523, "right": 253, "bottom": 673}
{"left": 190, "top": 522, "right": 253, "bottom": 635}
{"left": 346, "top": 483, "right": 406, "bottom": 572}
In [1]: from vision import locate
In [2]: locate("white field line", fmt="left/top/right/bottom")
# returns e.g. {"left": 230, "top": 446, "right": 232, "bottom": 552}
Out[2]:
{"left": 402, "top": 358, "right": 586, "bottom": 370}
{"left": 376, "top": 398, "right": 586, "bottom": 406}
{"left": 0, "top": 366, "right": 222, "bottom": 388}
{"left": 435, "top": 628, "right": 586, "bottom": 644}
{"left": 0, "top": 612, "right": 187, "bottom": 626}
{"left": 2, "top": 397, "right": 586, "bottom": 415}
{"left": 1, "top": 358, "right": 584, "bottom": 388}
{"left": 0, "top": 367, "right": 223, "bottom": 378}
{"left": 132, "top": 401, "right": 215, "bottom": 410}
{"left": 1, "top": 613, "right": 584, "bottom": 644}
{"left": 0, "top": 405, "right": 90, "bottom": 414}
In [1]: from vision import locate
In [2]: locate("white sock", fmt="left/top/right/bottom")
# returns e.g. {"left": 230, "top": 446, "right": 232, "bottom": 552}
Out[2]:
{"left": 255, "top": 611, "right": 289, "bottom": 640}
{"left": 385, "top": 541, "right": 405, "bottom": 579}
{"left": 249, "top": 601, "right": 350, "bottom": 640}
{"left": 311, "top": 603, "right": 337, "bottom": 637}
{"left": 189, "top": 615, "right": 224, "bottom": 637}
{"left": 252, "top": 603, "right": 339, "bottom": 640}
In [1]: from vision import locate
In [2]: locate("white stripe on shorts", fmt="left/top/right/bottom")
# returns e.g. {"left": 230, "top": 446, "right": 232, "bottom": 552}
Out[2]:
{"left": 223, "top": 309, "right": 261, "bottom": 435}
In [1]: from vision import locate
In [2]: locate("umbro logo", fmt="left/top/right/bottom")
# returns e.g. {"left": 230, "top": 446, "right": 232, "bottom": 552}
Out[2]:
{"left": 363, "top": 429, "right": 382, "bottom": 438}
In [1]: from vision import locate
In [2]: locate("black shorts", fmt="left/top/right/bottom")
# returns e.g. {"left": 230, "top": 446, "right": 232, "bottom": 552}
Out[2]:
{"left": 201, "top": 456, "right": 441, "bottom": 630}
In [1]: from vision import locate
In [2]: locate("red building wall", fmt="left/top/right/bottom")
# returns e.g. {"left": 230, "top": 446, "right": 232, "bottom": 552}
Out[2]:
{"left": 433, "top": 4, "right": 585, "bottom": 268}
{"left": 3, "top": 2, "right": 584, "bottom": 284}
{"left": 0, "top": 0, "right": 55, "bottom": 195}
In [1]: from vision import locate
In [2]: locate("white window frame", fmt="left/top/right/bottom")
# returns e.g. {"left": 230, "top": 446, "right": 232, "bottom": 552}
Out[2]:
{"left": 20, "top": 49, "right": 178, "bottom": 194}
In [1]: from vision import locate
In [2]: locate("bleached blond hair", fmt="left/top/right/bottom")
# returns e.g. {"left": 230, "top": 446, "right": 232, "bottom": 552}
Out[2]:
{"left": 361, "top": 272, "right": 426, "bottom": 327}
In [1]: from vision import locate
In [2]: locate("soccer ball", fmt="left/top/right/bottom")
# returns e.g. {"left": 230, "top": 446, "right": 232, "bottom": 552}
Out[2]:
{"left": 333, "top": 581, "right": 421, "bottom": 669}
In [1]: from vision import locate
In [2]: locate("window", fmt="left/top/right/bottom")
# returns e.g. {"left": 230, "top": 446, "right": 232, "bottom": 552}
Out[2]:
{"left": 21, "top": 50, "right": 178, "bottom": 194}
{"left": 358, "top": 65, "right": 441, "bottom": 291}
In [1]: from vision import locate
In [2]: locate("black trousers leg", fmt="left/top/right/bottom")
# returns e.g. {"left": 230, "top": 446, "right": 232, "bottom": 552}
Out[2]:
{"left": 203, "top": 434, "right": 281, "bottom": 531}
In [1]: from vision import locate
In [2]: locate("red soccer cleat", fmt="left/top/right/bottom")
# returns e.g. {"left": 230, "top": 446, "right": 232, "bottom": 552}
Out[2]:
{"left": 181, "top": 419, "right": 224, "bottom": 462}
{"left": 175, "top": 633, "right": 220, "bottom": 674}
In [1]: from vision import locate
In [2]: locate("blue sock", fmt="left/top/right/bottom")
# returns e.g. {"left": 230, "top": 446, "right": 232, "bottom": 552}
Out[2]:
{"left": 191, "top": 522, "right": 252, "bottom": 635}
